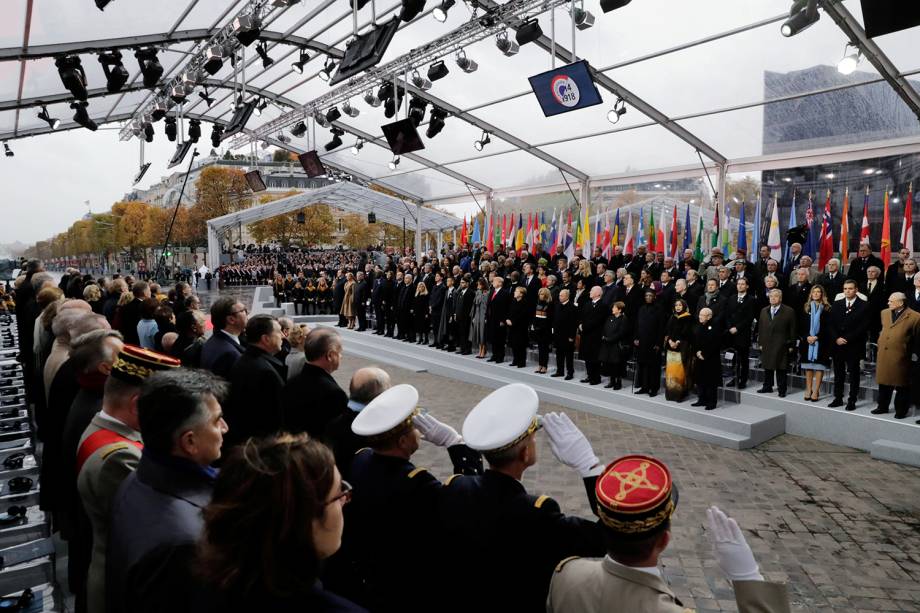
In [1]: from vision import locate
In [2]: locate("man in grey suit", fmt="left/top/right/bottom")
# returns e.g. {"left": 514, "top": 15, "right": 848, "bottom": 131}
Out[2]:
{"left": 756, "top": 289, "right": 797, "bottom": 397}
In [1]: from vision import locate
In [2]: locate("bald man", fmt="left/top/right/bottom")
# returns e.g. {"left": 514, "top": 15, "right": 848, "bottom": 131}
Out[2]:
{"left": 326, "top": 366, "right": 392, "bottom": 476}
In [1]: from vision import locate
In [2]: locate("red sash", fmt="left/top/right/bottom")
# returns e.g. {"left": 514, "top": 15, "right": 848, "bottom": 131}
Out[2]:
{"left": 75, "top": 428, "right": 143, "bottom": 476}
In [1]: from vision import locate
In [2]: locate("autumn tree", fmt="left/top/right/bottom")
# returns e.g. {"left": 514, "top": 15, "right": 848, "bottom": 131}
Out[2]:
{"left": 112, "top": 201, "right": 153, "bottom": 259}
{"left": 340, "top": 213, "right": 380, "bottom": 249}
{"left": 187, "top": 166, "right": 253, "bottom": 248}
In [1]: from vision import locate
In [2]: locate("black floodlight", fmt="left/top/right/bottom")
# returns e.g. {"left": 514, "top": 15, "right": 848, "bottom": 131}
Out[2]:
{"left": 256, "top": 41, "right": 274, "bottom": 68}
{"left": 71, "top": 101, "right": 97, "bottom": 131}
{"left": 144, "top": 122, "right": 155, "bottom": 142}
{"left": 291, "top": 49, "right": 309, "bottom": 74}
{"left": 426, "top": 107, "right": 447, "bottom": 138}
{"left": 55, "top": 56, "right": 88, "bottom": 101}
{"left": 188, "top": 118, "right": 201, "bottom": 142}
{"left": 408, "top": 96, "right": 428, "bottom": 127}
{"left": 164, "top": 116, "right": 177, "bottom": 141}
{"left": 325, "top": 127, "right": 345, "bottom": 151}
{"left": 433, "top": 0, "right": 455, "bottom": 22}
{"left": 496, "top": 31, "right": 519, "bottom": 56}
{"left": 427, "top": 60, "right": 449, "bottom": 81}
{"left": 473, "top": 131, "right": 491, "bottom": 151}
{"left": 599, "top": 0, "right": 631, "bottom": 13}
{"left": 326, "top": 106, "right": 342, "bottom": 123}
{"left": 37, "top": 106, "right": 60, "bottom": 130}
{"left": 781, "top": 0, "right": 819, "bottom": 37}
{"left": 351, "top": 137, "right": 364, "bottom": 155}
{"left": 411, "top": 70, "right": 432, "bottom": 91}
{"left": 151, "top": 101, "right": 168, "bottom": 121}
{"left": 203, "top": 45, "right": 224, "bottom": 75}
{"left": 198, "top": 88, "right": 215, "bottom": 107}
{"left": 96, "top": 0, "right": 113, "bottom": 10}
{"left": 455, "top": 49, "right": 477, "bottom": 73}
{"left": 233, "top": 14, "right": 261, "bottom": 47}
{"left": 515, "top": 19, "right": 543, "bottom": 45}
{"left": 210, "top": 124, "right": 223, "bottom": 148}
{"left": 399, "top": 0, "right": 426, "bottom": 22}
{"left": 318, "top": 57, "right": 337, "bottom": 82}
{"left": 3, "top": 143, "right": 12, "bottom": 158}
{"left": 135, "top": 48, "right": 164, "bottom": 88}
{"left": 98, "top": 50, "right": 129, "bottom": 93}
{"left": 290, "top": 121, "right": 308, "bottom": 138}
{"left": 342, "top": 100, "right": 360, "bottom": 118}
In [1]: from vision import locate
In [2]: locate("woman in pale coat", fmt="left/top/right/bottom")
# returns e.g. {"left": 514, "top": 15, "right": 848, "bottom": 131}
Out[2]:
{"left": 340, "top": 272, "right": 356, "bottom": 329}
{"left": 469, "top": 277, "right": 489, "bottom": 358}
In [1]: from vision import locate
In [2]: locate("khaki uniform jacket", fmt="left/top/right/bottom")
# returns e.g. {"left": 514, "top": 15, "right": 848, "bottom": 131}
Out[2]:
{"left": 77, "top": 414, "right": 143, "bottom": 613}
{"left": 547, "top": 556, "right": 790, "bottom": 613}
{"left": 876, "top": 308, "right": 920, "bottom": 387}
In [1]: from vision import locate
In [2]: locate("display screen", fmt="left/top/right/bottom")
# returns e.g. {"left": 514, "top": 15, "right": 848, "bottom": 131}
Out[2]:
{"left": 298, "top": 150, "right": 327, "bottom": 178}
{"left": 330, "top": 17, "right": 400, "bottom": 85}
{"left": 381, "top": 118, "right": 425, "bottom": 155}
{"left": 528, "top": 60, "right": 603, "bottom": 117}
{"left": 244, "top": 170, "right": 267, "bottom": 192}
{"left": 167, "top": 141, "right": 194, "bottom": 168}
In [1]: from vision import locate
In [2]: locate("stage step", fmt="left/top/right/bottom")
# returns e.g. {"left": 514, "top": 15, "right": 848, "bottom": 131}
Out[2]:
{"left": 334, "top": 328, "right": 785, "bottom": 450}
{"left": 871, "top": 439, "right": 920, "bottom": 467}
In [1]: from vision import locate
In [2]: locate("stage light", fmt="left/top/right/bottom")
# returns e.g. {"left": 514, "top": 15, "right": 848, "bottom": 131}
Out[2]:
{"left": 325, "top": 127, "right": 345, "bottom": 151}
{"left": 399, "top": 0, "right": 426, "bottom": 22}
{"left": 388, "top": 155, "right": 400, "bottom": 170}
{"left": 570, "top": 6, "right": 595, "bottom": 29}
{"left": 408, "top": 96, "right": 428, "bottom": 127}
{"left": 203, "top": 45, "right": 224, "bottom": 75}
{"left": 607, "top": 96, "right": 627, "bottom": 123}
{"left": 170, "top": 84, "right": 187, "bottom": 104}
{"left": 55, "top": 56, "right": 88, "bottom": 101}
{"left": 151, "top": 101, "right": 168, "bottom": 121}
{"left": 433, "top": 0, "right": 454, "bottom": 22}
{"left": 426, "top": 107, "right": 447, "bottom": 138}
{"left": 318, "top": 58, "right": 337, "bottom": 82}
{"left": 428, "top": 60, "right": 449, "bottom": 81}
{"left": 256, "top": 42, "right": 274, "bottom": 68}
{"left": 495, "top": 31, "right": 519, "bottom": 57}
{"left": 144, "top": 121, "right": 154, "bottom": 142}
{"left": 781, "top": 0, "right": 819, "bottom": 37}
{"left": 351, "top": 137, "right": 365, "bottom": 155}
{"left": 473, "top": 131, "right": 491, "bottom": 151}
{"left": 164, "top": 116, "right": 177, "bottom": 141}
{"left": 838, "top": 44, "right": 861, "bottom": 75}
{"left": 599, "top": 0, "right": 630, "bottom": 13}
{"left": 277, "top": 133, "right": 291, "bottom": 144}
{"left": 326, "top": 106, "right": 342, "bottom": 123}
{"left": 135, "top": 48, "right": 164, "bottom": 88}
{"left": 411, "top": 70, "right": 432, "bottom": 91}
{"left": 342, "top": 100, "right": 360, "bottom": 118}
{"left": 455, "top": 50, "right": 478, "bottom": 73}
{"left": 37, "top": 105, "right": 60, "bottom": 130}
{"left": 95, "top": 0, "right": 113, "bottom": 10}
{"left": 260, "top": 141, "right": 270, "bottom": 150}
{"left": 314, "top": 111, "right": 330, "bottom": 128}
{"left": 98, "top": 50, "right": 129, "bottom": 93}
{"left": 235, "top": 94, "right": 246, "bottom": 109}
{"left": 291, "top": 121, "right": 308, "bottom": 137}
{"left": 364, "top": 90, "right": 382, "bottom": 107}
{"left": 211, "top": 124, "right": 224, "bottom": 148}
{"left": 515, "top": 19, "right": 543, "bottom": 45}
{"left": 291, "top": 49, "right": 309, "bottom": 74}
{"left": 3, "top": 143, "right": 12, "bottom": 158}
{"left": 71, "top": 101, "right": 98, "bottom": 131}
{"left": 253, "top": 98, "right": 269, "bottom": 116}
{"left": 188, "top": 118, "right": 201, "bottom": 142}
{"left": 233, "top": 14, "right": 261, "bottom": 47}
{"left": 198, "top": 88, "right": 215, "bottom": 107}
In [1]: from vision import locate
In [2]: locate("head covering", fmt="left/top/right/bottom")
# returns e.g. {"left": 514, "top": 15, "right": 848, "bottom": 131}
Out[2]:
{"left": 109, "top": 345, "right": 181, "bottom": 385}
{"left": 351, "top": 384, "right": 419, "bottom": 442}
{"left": 596, "top": 454, "right": 678, "bottom": 538}
{"left": 462, "top": 384, "right": 539, "bottom": 452}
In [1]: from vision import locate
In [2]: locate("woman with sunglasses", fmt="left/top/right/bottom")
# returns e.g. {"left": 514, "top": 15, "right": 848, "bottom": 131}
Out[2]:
{"left": 195, "top": 433, "right": 364, "bottom": 612}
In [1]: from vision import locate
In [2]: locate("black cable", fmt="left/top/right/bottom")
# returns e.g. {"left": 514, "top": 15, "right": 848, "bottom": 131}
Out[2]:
{"left": 154, "top": 148, "right": 199, "bottom": 282}
{"left": 559, "top": 169, "right": 580, "bottom": 207}
{"left": 697, "top": 148, "right": 718, "bottom": 200}
{"left": 465, "top": 184, "right": 486, "bottom": 217}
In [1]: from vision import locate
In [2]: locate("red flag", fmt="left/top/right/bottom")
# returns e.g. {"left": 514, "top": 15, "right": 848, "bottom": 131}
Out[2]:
{"left": 670, "top": 207, "right": 679, "bottom": 259}
{"left": 839, "top": 188, "right": 849, "bottom": 262}
{"left": 818, "top": 190, "right": 833, "bottom": 269}
{"left": 486, "top": 213, "right": 494, "bottom": 253}
{"left": 460, "top": 214, "right": 468, "bottom": 246}
{"left": 881, "top": 190, "right": 891, "bottom": 269}
{"left": 900, "top": 183, "right": 913, "bottom": 253}
{"left": 860, "top": 187, "right": 870, "bottom": 246}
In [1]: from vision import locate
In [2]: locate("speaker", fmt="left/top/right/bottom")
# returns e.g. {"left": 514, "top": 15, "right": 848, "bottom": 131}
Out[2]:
{"left": 860, "top": 0, "right": 920, "bottom": 38}
{"left": 368, "top": 212, "right": 377, "bottom": 224}
{"left": 296, "top": 212, "right": 305, "bottom": 224}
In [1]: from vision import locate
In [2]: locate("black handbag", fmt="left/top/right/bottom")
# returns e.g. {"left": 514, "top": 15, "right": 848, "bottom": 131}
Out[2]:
{"left": 7, "top": 477, "right": 31, "bottom": 495}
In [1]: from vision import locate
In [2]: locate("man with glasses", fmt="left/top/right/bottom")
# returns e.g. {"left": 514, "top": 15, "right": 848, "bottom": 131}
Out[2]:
{"left": 201, "top": 297, "right": 248, "bottom": 378}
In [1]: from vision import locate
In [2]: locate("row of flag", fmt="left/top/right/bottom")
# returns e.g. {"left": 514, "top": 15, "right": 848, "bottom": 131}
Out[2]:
{"left": 452, "top": 183, "right": 915, "bottom": 269}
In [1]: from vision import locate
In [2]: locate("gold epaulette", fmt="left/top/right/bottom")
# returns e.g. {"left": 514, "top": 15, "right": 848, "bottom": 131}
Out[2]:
{"left": 101, "top": 443, "right": 131, "bottom": 461}
{"left": 444, "top": 474, "right": 462, "bottom": 486}
{"left": 354, "top": 447, "right": 371, "bottom": 455}
{"left": 534, "top": 494, "right": 551, "bottom": 508}
{"left": 555, "top": 556, "right": 580, "bottom": 572}
{"left": 407, "top": 467, "right": 428, "bottom": 479}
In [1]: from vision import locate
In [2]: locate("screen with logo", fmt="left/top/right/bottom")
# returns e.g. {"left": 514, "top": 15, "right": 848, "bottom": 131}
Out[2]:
{"left": 528, "top": 60, "right": 603, "bottom": 117}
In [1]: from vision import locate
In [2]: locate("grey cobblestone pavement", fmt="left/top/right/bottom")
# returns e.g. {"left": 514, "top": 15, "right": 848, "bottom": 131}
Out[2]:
{"left": 332, "top": 354, "right": 920, "bottom": 613}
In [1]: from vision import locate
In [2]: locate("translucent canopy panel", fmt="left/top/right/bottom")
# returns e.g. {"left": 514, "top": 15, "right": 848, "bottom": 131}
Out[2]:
{"left": 678, "top": 79, "right": 920, "bottom": 160}
{"left": 180, "top": 0, "right": 249, "bottom": 30}
{"left": 541, "top": 123, "right": 701, "bottom": 178}
{"left": 322, "top": 141, "right": 426, "bottom": 179}
{"left": 0, "top": 3, "right": 26, "bottom": 47}
{"left": 846, "top": 1, "right": 920, "bottom": 74}
{"left": 444, "top": 149, "right": 567, "bottom": 190}
{"left": 373, "top": 167, "right": 472, "bottom": 200}
{"left": 0, "top": 62, "right": 20, "bottom": 101}
{"left": 28, "top": 2, "right": 189, "bottom": 46}
{"left": 0, "top": 110, "right": 16, "bottom": 135}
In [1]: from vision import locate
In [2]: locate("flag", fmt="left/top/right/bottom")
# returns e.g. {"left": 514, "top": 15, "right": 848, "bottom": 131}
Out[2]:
{"left": 693, "top": 204, "right": 704, "bottom": 261}
{"left": 804, "top": 192, "right": 818, "bottom": 259}
{"left": 493, "top": 213, "right": 501, "bottom": 252}
{"left": 460, "top": 215, "right": 467, "bottom": 246}
{"left": 721, "top": 200, "right": 732, "bottom": 256}
{"left": 564, "top": 210, "right": 575, "bottom": 260}
{"left": 752, "top": 192, "right": 762, "bottom": 253}
{"left": 784, "top": 192, "right": 797, "bottom": 269}
{"left": 550, "top": 209, "right": 558, "bottom": 248}
{"left": 768, "top": 193, "right": 782, "bottom": 262}
{"left": 583, "top": 202, "right": 591, "bottom": 254}
{"left": 647, "top": 208, "right": 655, "bottom": 252}
{"left": 594, "top": 213, "right": 602, "bottom": 257}
{"left": 637, "top": 208, "right": 646, "bottom": 248}
{"left": 839, "top": 187, "right": 850, "bottom": 262}
{"left": 683, "top": 204, "right": 691, "bottom": 252}
{"left": 601, "top": 211, "right": 611, "bottom": 259}
{"left": 818, "top": 190, "right": 833, "bottom": 269}
{"left": 710, "top": 204, "right": 720, "bottom": 250}
{"left": 500, "top": 213, "right": 507, "bottom": 248}
{"left": 900, "top": 183, "right": 914, "bottom": 253}
{"left": 860, "top": 187, "right": 871, "bottom": 246}
{"left": 737, "top": 200, "right": 747, "bottom": 256}
{"left": 472, "top": 214, "right": 481, "bottom": 245}
{"left": 532, "top": 212, "right": 541, "bottom": 257}
{"left": 657, "top": 207, "right": 666, "bottom": 256}
{"left": 881, "top": 189, "right": 891, "bottom": 268}
{"left": 486, "top": 213, "right": 494, "bottom": 253}
{"left": 670, "top": 206, "right": 679, "bottom": 259}
{"left": 623, "top": 209, "right": 634, "bottom": 255}
{"left": 612, "top": 209, "right": 620, "bottom": 252}
{"left": 515, "top": 213, "right": 524, "bottom": 250}
{"left": 452, "top": 226, "right": 457, "bottom": 247}
{"left": 540, "top": 211, "right": 548, "bottom": 248}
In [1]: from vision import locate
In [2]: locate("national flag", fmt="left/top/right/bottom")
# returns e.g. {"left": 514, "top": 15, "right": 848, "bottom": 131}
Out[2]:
{"left": 657, "top": 207, "right": 666, "bottom": 256}
{"left": 564, "top": 210, "right": 575, "bottom": 260}
{"left": 583, "top": 202, "right": 591, "bottom": 254}
{"left": 752, "top": 192, "right": 762, "bottom": 253}
{"left": 515, "top": 213, "right": 524, "bottom": 250}
{"left": 670, "top": 206, "right": 679, "bottom": 259}
{"left": 493, "top": 213, "right": 501, "bottom": 252}
{"left": 900, "top": 182, "right": 914, "bottom": 253}
{"left": 737, "top": 200, "right": 747, "bottom": 256}
{"left": 768, "top": 193, "right": 782, "bottom": 262}
{"left": 500, "top": 213, "right": 507, "bottom": 248}
{"left": 784, "top": 192, "right": 797, "bottom": 269}
{"left": 486, "top": 214, "right": 494, "bottom": 252}
{"left": 693, "top": 204, "right": 704, "bottom": 261}
{"left": 721, "top": 200, "right": 732, "bottom": 256}
{"left": 612, "top": 208, "right": 620, "bottom": 251}
{"left": 602, "top": 210, "right": 612, "bottom": 259}
{"left": 647, "top": 207, "right": 656, "bottom": 252}
{"left": 623, "top": 209, "right": 634, "bottom": 255}
{"left": 471, "top": 214, "right": 481, "bottom": 245}
{"left": 594, "top": 213, "right": 602, "bottom": 257}
{"left": 683, "top": 204, "right": 691, "bottom": 252}
{"left": 710, "top": 204, "right": 720, "bottom": 250}
{"left": 839, "top": 187, "right": 850, "bottom": 262}
{"left": 550, "top": 209, "right": 558, "bottom": 248}
{"left": 460, "top": 215, "right": 467, "bottom": 246}
{"left": 881, "top": 189, "right": 891, "bottom": 268}
{"left": 540, "top": 211, "right": 548, "bottom": 248}
{"left": 818, "top": 190, "right": 833, "bottom": 269}
{"left": 804, "top": 192, "right": 818, "bottom": 259}
{"left": 638, "top": 208, "right": 646, "bottom": 248}
{"left": 860, "top": 187, "right": 871, "bottom": 246}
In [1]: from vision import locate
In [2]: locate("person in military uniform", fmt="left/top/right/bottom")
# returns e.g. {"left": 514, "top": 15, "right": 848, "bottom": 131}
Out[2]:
{"left": 326, "top": 384, "right": 482, "bottom": 611}
{"left": 76, "top": 345, "right": 181, "bottom": 613}
{"left": 547, "top": 454, "right": 790, "bottom": 613}
{"left": 439, "top": 384, "right": 606, "bottom": 612}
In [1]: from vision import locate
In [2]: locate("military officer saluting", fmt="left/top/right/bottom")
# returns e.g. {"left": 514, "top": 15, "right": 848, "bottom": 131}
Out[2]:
{"left": 328, "top": 384, "right": 482, "bottom": 611}
{"left": 439, "top": 383, "right": 606, "bottom": 612}
{"left": 548, "top": 454, "right": 791, "bottom": 612}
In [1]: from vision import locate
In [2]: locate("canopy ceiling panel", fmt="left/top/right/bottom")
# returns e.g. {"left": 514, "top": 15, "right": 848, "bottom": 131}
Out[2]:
{"left": 369, "top": 167, "right": 471, "bottom": 201}
{"left": 0, "top": 63, "right": 21, "bottom": 101}
{"left": 180, "top": 0, "right": 249, "bottom": 30}
{"left": 444, "top": 149, "right": 567, "bottom": 190}
{"left": 845, "top": 1, "right": 919, "bottom": 74}
{"left": 0, "top": 111, "right": 15, "bottom": 135}
{"left": 396, "top": 119, "right": 517, "bottom": 164}
{"left": 108, "top": 89, "right": 163, "bottom": 119}
{"left": 1, "top": 3, "right": 25, "bottom": 47}
{"left": 540, "top": 123, "right": 701, "bottom": 177}
{"left": 322, "top": 144, "right": 427, "bottom": 178}
{"left": 28, "top": 2, "right": 189, "bottom": 46}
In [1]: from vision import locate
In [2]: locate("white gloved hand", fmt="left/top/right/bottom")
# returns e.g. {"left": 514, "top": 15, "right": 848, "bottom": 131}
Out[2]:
{"left": 541, "top": 412, "right": 601, "bottom": 478}
{"left": 706, "top": 506, "right": 763, "bottom": 582}
{"left": 413, "top": 413, "right": 462, "bottom": 447}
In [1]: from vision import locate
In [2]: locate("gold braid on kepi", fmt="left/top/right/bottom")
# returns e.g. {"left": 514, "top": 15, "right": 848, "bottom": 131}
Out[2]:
{"left": 361, "top": 407, "right": 421, "bottom": 443}
{"left": 109, "top": 344, "right": 181, "bottom": 385}
{"left": 595, "top": 454, "right": 678, "bottom": 537}
{"left": 488, "top": 417, "right": 541, "bottom": 453}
